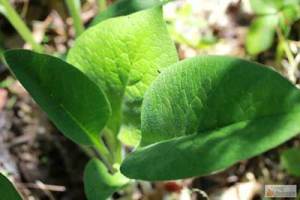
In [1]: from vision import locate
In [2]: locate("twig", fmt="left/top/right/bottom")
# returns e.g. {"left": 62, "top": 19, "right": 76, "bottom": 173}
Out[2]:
{"left": 26, "top": 181, "right": 65, "bottom": 200}
{"left": 25, "top": 181, "right": 66, "bottom": 192}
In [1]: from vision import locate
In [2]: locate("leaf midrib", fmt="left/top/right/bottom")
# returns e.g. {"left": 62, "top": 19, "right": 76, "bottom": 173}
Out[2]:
{"left": 59, "top": 103, "right": 97, "bottom": 143}
{"left": 193, "top": 108, "right": 300, "bottom": 137}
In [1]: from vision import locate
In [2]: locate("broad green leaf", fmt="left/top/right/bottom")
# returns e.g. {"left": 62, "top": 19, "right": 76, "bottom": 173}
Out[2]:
{"left": 281, "top": 148, "right": 300, "bottom": 176}
{"left": 84, "top": 159, "right": 129, "bottom": 200}
{"left": 90, "top": 0, "right": 162, "bottom": 26}
{"left": 0, "top": 173, "right": 22, "bottom": 200}
{"left": 250, "top": 0, "right": 283, "bottom": 14}
{"left": 4, "top": 50, "right": 111, "bottom": 145}
{"left": 67, "top": 7, "right": 178, "bottom": 136}
{"left": 246, "top": 15, "right": 278, "bottom": 55}
{"left": 121, "top": 56, "right": 300, "bottom": 180}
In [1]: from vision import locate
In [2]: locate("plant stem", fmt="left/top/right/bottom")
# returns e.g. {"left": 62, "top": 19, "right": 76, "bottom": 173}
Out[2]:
{"left": 98, "top": 0, "right": 107, "bottom": 11}
{"left": 79, "top": 145, "right": 96, "bottom": 158}
{"left": 103, "top": 129, "right": 122, "bottom": 164}
{"left": 65, "top": 0, "right": 84, "bottom": 37}
{"left": 114, "top": 141, "right": 122, "bottom": 164}
{"left": 93, "top": 138, "right": 115, "bottom": 171}
{"left": 276, "top": 28, "right": 297, "bottom": 82}
{"left": 0, "top": 0, "right": 43, "bottom": 52}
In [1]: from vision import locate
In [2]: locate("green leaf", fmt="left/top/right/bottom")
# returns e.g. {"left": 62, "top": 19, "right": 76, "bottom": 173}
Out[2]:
{"left": 281, "top": 148, "right": 300, "bottom": 176}
{"left": 250, "top": 0, "right": 283, "bottom": 14}
{"left": 90, "top": 0, "right": 162, "bottom": 26}
{"left": 246, "top": 15, "right": 278, "bottom": 55}
{"left": 4, "top": 49, "right": 111, "bottom": 146}
{"left": 118, "top": 125, "right": 141, "bottom": 147}
{"left": 279, "top": 5, "right": 300, "bottom": 35}
{"left": 121, "top": 56, "right": 300, "bottom": 180}
{"left": 67, "top": 7, "right": 178, "bottom": 135}
{"left": 0, "top": 173, "right": 22, "bottom": 200}
{"left": 84, "top": 159, "right": 129, "bottom": 200}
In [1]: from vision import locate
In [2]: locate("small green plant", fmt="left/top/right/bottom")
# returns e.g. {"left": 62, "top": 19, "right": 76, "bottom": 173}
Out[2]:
{"left": 246, "top": 0, "right": 300, "bottom": 55}
{"left": 3, "top": 5, "right": 300, "bottom": 200}
{"left": 280, "top": 147, "right": 300, "bottom": 177}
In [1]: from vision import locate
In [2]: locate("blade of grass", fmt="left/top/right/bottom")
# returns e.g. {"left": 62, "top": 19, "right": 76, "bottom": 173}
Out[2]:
{"left": 0, "top": 0, "right": 43, "bottom": 52}
{"left": 98, "top": 0, "right": 107, "bottom": 12}
{"left": 65, "top": 0, "right": 84, "bottom": 37}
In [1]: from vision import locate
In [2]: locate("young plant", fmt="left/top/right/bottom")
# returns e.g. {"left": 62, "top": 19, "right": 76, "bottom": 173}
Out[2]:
{"left": 246, "top": 0, "right": 300, "bottom": 55}
{"left": 3, "top": 6, "right": 300, "bottom": 200}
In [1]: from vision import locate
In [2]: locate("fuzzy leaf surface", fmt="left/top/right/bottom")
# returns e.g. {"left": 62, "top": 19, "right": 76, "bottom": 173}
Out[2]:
{"left": 121, "top": 56, "right": 300, "bottom": 180}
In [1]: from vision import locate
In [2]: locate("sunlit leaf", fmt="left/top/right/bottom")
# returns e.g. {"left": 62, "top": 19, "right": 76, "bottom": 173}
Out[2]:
{"left": 121, "top": 56, "right": 300, "bottom": 180}
{"left": 67, "top": 7, "right": 178, "bottom": 137}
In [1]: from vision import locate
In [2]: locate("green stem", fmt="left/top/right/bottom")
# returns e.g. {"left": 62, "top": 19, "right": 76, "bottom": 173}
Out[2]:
{"left": 79, "top": 145, "right": 96, "bottom": 158}
{"left": 93, "top": 138, "right": 115, "bottom": 171}
{"left": 103, "top": 129, "right": 122, "bottom": 164}
{"left": 65, "top": 0, "right": 84, "bottom": 37}
{"left": 114, "top": 141, "right": 122, "bottom": 164}
{"left": 0, "top": 0, "right": 43, "bottom": 52}
{"left": 98, "top": 0, "right": 107, "bottom": 11}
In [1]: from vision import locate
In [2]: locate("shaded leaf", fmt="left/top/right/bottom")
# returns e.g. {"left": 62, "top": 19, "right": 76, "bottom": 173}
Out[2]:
{"left": 90, "top": 0, "right": 162, "bottom": 26}
{"left": 0, "top": 173, "right": 22, "bottom": 200}
{"left": 281, "top": 148, "right": 300, "bottom": 176}
{"left": 121, "top": 56, "right": 300, "bottom": 180}
{"left": 4, "top": 50, "right": 111, "bottom": 145}
{"left": 84, "top": 159, "right": 129, "bottom": 200}
{"left": 67, "top": 7, "right": 178, "bottom": 135}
